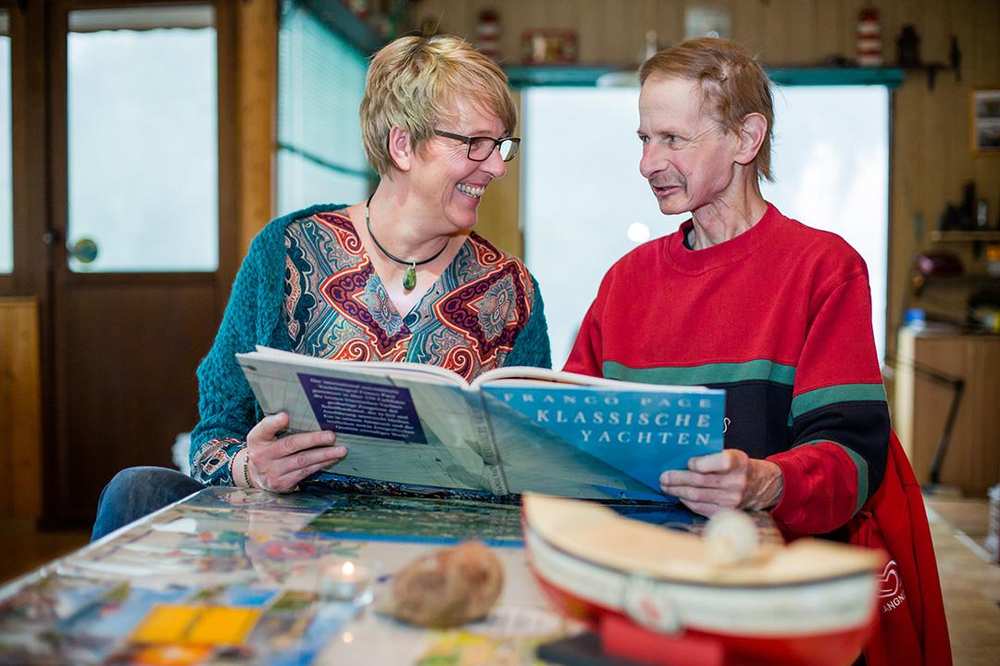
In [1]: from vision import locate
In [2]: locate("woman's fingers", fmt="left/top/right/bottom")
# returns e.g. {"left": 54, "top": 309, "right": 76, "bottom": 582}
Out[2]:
{"left": 247, "top": 412, "right": 289, "bottom": 444}
{"left": 269, "top": 445, "right": 347, "bottom": 479}
{"left": 275, "top": 457, "right": 345, "bottom": 492}
{"left": 275, "top": 430, "right": 336, "bottom": 456}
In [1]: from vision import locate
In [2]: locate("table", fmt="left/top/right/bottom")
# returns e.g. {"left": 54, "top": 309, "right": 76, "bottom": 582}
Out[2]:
{"left": 0, "top": 487, "right": 600, "bottom": 665}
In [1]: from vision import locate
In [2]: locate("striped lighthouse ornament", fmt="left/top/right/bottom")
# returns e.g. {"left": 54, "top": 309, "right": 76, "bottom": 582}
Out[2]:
{"left": 857, "top": 6, "right": 882, "bottom": 66}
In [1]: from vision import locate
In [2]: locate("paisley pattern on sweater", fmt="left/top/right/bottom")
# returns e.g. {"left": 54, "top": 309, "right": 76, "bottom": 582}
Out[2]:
{"left": 282, "top": 210, "right": 535, "bottom": 381}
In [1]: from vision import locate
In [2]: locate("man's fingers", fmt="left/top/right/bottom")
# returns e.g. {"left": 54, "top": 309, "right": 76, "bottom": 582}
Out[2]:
{"left": 661, "top": 484, "right": 739, "bottom": 507}
{"left": 680, "top": 499, "right": 724, "bottom": 518}
{"left": 687, "top": 452, "right": 734, "bottom": 474}
{"left": 660, "top": 470, "right": 730, "bottom": 489}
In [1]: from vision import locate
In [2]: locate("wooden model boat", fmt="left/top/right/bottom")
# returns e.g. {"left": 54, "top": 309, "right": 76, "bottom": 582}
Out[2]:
{"left": 522, "top": 494, "right": 885, "bottom": 666}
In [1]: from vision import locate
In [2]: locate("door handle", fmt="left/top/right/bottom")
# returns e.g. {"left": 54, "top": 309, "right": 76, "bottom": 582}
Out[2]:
{"left": 68, "top": 238, "right": 99, "bottom": 264}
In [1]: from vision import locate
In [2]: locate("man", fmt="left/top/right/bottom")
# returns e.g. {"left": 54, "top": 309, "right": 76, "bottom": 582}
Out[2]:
{"left": 564, "top": 38, "right": 889, "bottom": 538}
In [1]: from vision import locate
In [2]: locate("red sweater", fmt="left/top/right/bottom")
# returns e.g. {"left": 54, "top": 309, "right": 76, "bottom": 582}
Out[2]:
{"left": 565, "top": 203, "right": 889, "bottom": 536}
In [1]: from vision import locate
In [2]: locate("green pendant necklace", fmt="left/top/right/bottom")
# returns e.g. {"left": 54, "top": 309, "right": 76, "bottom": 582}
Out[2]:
{"left": 365, "top": 194, "right": 450, "bottom": 291}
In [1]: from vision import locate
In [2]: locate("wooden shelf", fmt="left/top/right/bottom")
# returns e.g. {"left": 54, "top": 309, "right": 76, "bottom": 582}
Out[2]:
{"left": 504, "top": 65, "right": 904, "bottom": 89}
{"left": 930, "top": 230, "right": 1000, "bottom": 242}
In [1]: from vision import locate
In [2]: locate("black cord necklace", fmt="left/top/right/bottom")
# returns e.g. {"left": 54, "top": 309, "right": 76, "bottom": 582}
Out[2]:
{"left": 365, "top": 194, "right": 449, "bottom": 291}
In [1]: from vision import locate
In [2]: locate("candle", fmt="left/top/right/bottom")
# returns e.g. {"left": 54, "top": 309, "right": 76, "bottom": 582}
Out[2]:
{"left": 322, "top": 559, "right": 373, "bottom": 604}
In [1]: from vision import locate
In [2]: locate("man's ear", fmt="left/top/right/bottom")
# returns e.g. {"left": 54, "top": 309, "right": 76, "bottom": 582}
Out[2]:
{"left": 734, "top": 113, "right": 767, "bottom": 167}
{"left": 387, "top": 126, "right": 414, "bottom": 172}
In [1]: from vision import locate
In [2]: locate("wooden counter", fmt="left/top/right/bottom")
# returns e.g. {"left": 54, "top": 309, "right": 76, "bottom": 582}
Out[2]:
{"left": 894, "top": 328, "right": 1000, "bottom": 497}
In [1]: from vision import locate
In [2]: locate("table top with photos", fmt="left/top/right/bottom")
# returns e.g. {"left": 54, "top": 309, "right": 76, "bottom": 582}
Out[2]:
{"left": 0, "top": 486, "right": 723, "bottom": 665}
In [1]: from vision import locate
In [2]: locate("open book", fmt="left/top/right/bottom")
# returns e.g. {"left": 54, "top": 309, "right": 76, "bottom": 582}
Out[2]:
{"left": 236, "top": 347, "right": 725, "bottom": 502}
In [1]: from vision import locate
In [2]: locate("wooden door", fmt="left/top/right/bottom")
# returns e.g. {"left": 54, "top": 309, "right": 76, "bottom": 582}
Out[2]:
{"left": 43, "top": 0, "right": 240, "bottom": 527}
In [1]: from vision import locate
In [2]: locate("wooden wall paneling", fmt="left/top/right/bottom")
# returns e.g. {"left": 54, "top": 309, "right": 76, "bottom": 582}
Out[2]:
{"left": 971, "top": 0, "right": 1000, "bottom": 224}
{"left": 415, "top": 0, "right": 466, "bottom": 39}
{"left": 812, "top": 0, "right": 844, "bottom": 61}
{"left": 611, "top": 0, "right": 653, "bottom": 65}
{"left": 472, "top": 91, "right": 522, "bottom": 258}
{"left": 972, "top": 0, "right": 1000, "bottom": 82}
{"left": 766, "top": 0, "right": 816, "bottom": 65}
{"left": 575, "top": 0, "right": 605, "bottom": 64}
{"left": 949, "top": 0, "right": 977, "bottom": 184}
{"left": 729, "top": 0, "right": 767, "bottom": 60}
{"left": 0, "top": 298, "right": 42, "bottom": 519}
{"left": 655, "top": 0, "right": 684, "bottom": 48}
{"left": 235, "top": 0, "right": 277, "bottom": 261}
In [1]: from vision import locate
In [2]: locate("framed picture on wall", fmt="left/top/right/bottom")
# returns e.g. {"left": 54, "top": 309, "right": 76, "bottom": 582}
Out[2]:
{"left": 971, "top": 89, "right": 1000, "bottom": 154}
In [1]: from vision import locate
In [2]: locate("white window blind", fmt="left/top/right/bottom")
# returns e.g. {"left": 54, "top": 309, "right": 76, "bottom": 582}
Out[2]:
{"left": 277, "top": 3, "right": 371, "bottom": 215}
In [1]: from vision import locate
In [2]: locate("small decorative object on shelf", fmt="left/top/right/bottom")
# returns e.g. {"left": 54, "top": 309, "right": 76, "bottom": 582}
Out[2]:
{"left": 950, "top": 35, "right": 962, "bottom": 82}
{"left": 641, "top": 29, "right": 659, "bottom": 63}
{"left": 521, "top": 29, "right": 578, "bottom": 65}
{"left": 896, "top": 24, "right": 921, "bottom": 67}
{"left": 976, "top": 199, "right": 990, "bottom": 230}
{"left": 971, "top": 89, "right": 1000, "bottom": 154}
{"left": 684, "top": 4, "right": 731, "bottom": 40}
{"left": 476, "top": 9, "right": 500, "bottom": 60}
{"left": 986, "top": 245, "right": 1000, "bottom": 278}
{"left": 345, "top": 0, "right": 368, "bottom": 20}
{"left": 856, "top": 5, "right": 882, "bottom": 66}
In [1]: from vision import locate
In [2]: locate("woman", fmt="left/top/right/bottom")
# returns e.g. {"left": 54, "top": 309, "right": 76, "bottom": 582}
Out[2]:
{"left": 564, "top": 37, "right": 890, "bottom": 538}
{"left": 91, "top": 34, "right": 550, "bottom": 541}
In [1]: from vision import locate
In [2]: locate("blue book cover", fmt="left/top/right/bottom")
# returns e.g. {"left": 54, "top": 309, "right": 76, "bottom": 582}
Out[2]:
{"left": 237, "top": 348, "right": 725, "bottom": 502}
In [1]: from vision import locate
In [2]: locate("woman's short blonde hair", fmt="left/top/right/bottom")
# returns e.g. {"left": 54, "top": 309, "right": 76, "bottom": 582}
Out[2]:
{"left": 640, "top": 37, "right": 774, "bottom": 183}
{"left": 360, "top": 34, "right": 517, "bottom": 176}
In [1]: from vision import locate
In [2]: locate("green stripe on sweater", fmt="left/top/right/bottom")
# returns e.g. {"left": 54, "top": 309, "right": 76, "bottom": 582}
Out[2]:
{"left": 603, "top": 359, "right": 796, "bottom": 386}
{"left": 794, "top": 439, "right": 870, "bottom": 513}
{"left": 790, "top": 383, "right": 887, "bottom": 419}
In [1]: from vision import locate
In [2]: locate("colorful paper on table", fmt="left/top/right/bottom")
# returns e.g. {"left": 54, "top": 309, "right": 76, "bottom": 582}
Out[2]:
{"left": 130, "top": 604, "right": 262, "bottom": 646}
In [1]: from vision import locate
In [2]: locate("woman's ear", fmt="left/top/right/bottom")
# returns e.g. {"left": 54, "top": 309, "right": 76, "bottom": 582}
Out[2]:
{"left": 734, "top": 113, "right": 767, "bottom": 167}
{"left": 387, "top": 126, "right": 414, "bottom": 172}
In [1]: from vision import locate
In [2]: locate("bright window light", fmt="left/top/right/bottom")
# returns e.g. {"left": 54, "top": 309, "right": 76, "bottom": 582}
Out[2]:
{"left": 523, "top": 85, "right": 889, "bottom": 367}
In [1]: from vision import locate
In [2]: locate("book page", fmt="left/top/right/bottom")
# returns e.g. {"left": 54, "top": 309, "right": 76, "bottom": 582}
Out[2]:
{"left": 474, "top": 366, "right": 718, "bottom": 393}
{"left": 482, "top": 383, "right": 725, "bottom": 499}
{"left": 237, "top": 352, "right": 500, "bottom": 493}
{"left": 252, "top": 346, "right": 470, "bottom": 387}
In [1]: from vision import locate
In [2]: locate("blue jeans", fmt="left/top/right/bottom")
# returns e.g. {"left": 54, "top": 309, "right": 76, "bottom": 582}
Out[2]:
{"left": 91, "top": 466, "right": 206, "bottom": 542}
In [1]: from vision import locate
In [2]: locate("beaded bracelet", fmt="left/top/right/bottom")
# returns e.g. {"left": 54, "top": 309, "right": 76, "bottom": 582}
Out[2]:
{"left": 242, "top": 449, "right": 254, "bottom": 489}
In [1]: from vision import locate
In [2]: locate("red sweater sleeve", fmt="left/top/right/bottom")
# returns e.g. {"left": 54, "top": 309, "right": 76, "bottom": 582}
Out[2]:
{"left": 769, "top": 272, "right": 889, "bottom": 536}
{"left": 563, "top": 277, "right": 608, "bottom": 378}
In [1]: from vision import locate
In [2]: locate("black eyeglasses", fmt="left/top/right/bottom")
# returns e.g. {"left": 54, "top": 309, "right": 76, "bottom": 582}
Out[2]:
{"left": 434, "top": 130, "right": 521, "bottom": 162}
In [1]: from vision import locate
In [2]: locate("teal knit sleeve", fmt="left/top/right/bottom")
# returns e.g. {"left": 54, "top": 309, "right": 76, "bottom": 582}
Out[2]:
{"left": 503, "top": 276, "right": 552, "bottom": 369}
{"left": 188, "top": 238, "right": 267, "bottom": 486}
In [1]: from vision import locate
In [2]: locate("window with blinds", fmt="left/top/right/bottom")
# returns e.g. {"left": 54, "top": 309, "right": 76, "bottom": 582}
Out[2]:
{"left": 277, "top": 2, "right": 372, "bottom": 216}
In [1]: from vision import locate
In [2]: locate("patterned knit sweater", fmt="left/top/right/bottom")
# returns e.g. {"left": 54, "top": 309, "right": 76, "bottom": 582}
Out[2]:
{"left": 565, "top": 203, "right": 889, "bottom": 537}
{"left": 190, "top": 203, "right": 551, "bottom": 485}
